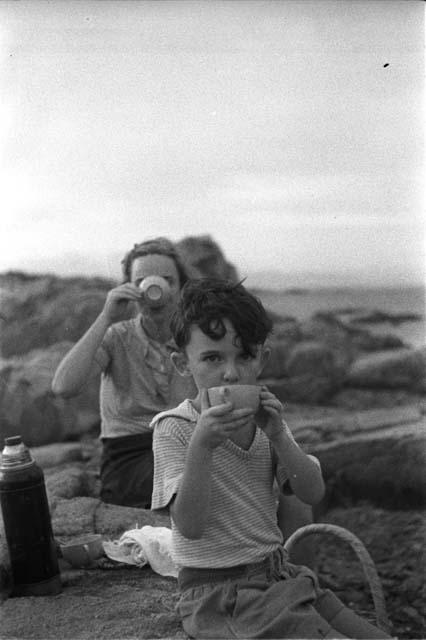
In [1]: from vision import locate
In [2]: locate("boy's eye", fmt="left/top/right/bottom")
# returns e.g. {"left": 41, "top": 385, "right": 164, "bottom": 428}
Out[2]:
{"left": 240, "top": 352, "right": 254, "bottom": 361}
{"left": 203, "top": 354, "right": 220, "bottom": 363}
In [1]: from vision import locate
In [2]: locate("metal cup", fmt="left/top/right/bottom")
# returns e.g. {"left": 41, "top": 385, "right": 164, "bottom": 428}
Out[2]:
{"left": 60, "top": 534, "right": 104, "bottom": 568}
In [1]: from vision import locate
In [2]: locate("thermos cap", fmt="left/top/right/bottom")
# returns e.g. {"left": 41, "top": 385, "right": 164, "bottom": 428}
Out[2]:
{"left": 1, "top": 435, "right": 33, "bottom": 469}
{"left": 5, "top": 436, "right": 23, "bottom": 446}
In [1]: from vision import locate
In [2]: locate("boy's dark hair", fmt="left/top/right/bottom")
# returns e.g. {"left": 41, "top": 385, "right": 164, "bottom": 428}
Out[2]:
{"left": 171, "top": 278, "right": 273, "bottom": 355}
{"left": 121, "top": 237, "right": 190, "bottom": 287}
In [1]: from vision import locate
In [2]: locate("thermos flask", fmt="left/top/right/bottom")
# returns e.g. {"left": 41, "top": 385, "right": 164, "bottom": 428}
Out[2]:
{"left": 0, "top": 435, "right": 61, "bottom": 596}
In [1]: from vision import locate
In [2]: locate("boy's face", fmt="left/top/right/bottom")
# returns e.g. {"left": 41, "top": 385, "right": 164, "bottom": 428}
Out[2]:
{"left": 173, "top": 319, "right": 269, "bottom": 390}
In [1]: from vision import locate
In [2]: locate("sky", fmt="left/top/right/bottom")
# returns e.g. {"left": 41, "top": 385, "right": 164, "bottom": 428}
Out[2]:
{"left": 0, "top": 0, "right": 424, "bottom": 287}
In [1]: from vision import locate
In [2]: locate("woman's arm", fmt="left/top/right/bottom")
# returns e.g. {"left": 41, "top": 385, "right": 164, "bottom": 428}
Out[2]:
{"left": 51, "top": 312, "right": 110, "bottom": 397}
{"left": 52, "top": 282, "right": 141, "bottom": 397}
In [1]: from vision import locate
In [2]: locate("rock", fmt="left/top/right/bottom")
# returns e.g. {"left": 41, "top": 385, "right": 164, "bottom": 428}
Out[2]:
{"left": 292, "top": 406, "right": 424, "bottom": 443}
{"left": 51, "top": 497, "right": 170, "bottom": 541}
{"left": 271, "top": 318, "right": 302, "bottom": 342}
{"left": 262, "top": 341, "right": 344, "bottom": 404}
{"left": 0, "top": 342, "right": 100, "bottom": 447}
{"left": 305, "top": 420, "right": 426, "bottom": 508}
{"left": 32, "top": 442, "right": 85, "bottom": 468}
{"left": 349, "top": 310, "right": 423, "bottom": 326}
{"left": 94, "top": 502, "right": 169, "bottom": 536}
{"left": 260, "top": 312, "right": 407, "bottom": 398}
{"left": 0, "top": 272, "right": 113, "bottom": 357}
{"left": 286, "top": 405, "right": 426, "bottom": 508}
{"left": 1, "top": 403, "right": 425, "bottom": 637}
{"left": 176, "top": 235, "right": 239, "bottom": 281}
{"left": 329, "top": 388, "right": 426, "bottom": 411}
{"left": 260, "top": 340, "right": 294, "bottom": 379}
{"left": 300, "top": 313, "right": 356, "bottom": 369}
{"left": 347, "top": 330, "right": 406, "bottom": 353}
{"left": 301, "top": 312, "right": 406, "bottom": 359}
{"left": 51, "top": 497, "right": 101, "bottom": 537}
{"left": 345, "top": 347, "right": 426, "bottom": 392}
{"left": 2, "top": 505, "right": 425, "bottom": 638}
{"left": 45, "top": 466, "right": 97, "bottom": 503}
{"left": 259, "top": 319, "right": 302, "bottom": 380}
{"left": 0, "top": 567, "right": 185, "bottom": 640}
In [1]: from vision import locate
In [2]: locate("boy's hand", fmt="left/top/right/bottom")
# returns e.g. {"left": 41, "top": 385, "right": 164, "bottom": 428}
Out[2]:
{"left": 193, "top": 389, "right": 255, "bottom": 450}
{"left": 256, "top": 386, "right": 285, "bottom": 441}
{"left": 100, "top": 284, "right": 141, "bottom": 324}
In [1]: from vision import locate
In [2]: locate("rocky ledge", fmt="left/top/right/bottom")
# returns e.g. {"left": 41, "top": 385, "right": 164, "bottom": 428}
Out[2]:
{"left": 0, "top": 239, "right": 425, "bottom": 638}
{"left": 0, "top": 417, "right": 425, "bottom": 639}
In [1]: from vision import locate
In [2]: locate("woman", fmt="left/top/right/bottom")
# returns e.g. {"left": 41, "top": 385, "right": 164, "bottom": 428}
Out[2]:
{"left": 52, "top": 237, "right": 197, "bottom": 507}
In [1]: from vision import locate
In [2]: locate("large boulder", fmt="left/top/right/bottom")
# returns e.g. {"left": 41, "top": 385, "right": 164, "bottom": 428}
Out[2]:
{"left": 260, "top": 340, "right": 294, "bottom": 379}
{"left": 299, "top": 312, "right": 405, "bottom": 366}
{"left": 261, "top": 341, "right": 344, "bottom": 404}
{"left": 176, "top": 235, "right": 239, "bottom": 281}
{"left": 0, "top": 342, "right": 100, "bottom": 447}
{"left": 300, "top": 313, "right": 356, "bottom": 369}
{"left": 0, "top": 272, "right": 113, "bottom": 357}
{"left": 259, "top": 319, "right": 302, "bottom": 379}
{"left": 291, "top": 405, "right": 426, "bottom": 507}
{"left": 345, "top": 347, "right": 426, "bottom": 392}
{"left": 307, "top": 423, "right": 426, "bottom": 508}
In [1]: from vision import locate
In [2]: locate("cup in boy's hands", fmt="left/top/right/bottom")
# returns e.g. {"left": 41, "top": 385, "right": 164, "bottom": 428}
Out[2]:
{"left": 208, "top": 384, "right": 260, "bottom": 412}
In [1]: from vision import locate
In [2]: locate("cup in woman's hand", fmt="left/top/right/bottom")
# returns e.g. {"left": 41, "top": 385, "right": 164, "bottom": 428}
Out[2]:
{"left": 139, "top": 276, "right": 170, "bottom": 308}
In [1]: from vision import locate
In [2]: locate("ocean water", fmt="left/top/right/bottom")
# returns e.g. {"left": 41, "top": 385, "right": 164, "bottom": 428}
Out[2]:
{"left": 255, "top": 286, "right": 425, "bottom": 349}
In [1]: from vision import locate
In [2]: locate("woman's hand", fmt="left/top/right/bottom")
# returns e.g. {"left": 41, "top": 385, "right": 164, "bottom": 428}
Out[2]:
{"left": 193, "top": 388, "right": 255, "bottom": 450}
{"left": 101, "top": 283, "right": 141, "bottom": 325}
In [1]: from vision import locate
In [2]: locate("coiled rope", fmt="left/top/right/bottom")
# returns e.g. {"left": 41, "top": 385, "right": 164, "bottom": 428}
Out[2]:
{"left": 283, "top": 523, "right": 391, "bottom": 633}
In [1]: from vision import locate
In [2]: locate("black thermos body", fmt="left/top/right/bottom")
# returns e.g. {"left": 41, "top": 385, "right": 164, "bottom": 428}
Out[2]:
{"left": 0, "top": 435, "right": 61, "bottom": 596}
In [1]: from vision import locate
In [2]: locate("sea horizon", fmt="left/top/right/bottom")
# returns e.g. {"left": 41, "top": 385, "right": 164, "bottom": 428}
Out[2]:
{"left": 255, "top": 284, "right": 425, "bottom": 350}
{"left": 0, "top": 266, "right": 424, "bottom": 291}
{"left": 0, "top": 270, "right": 424, "bottom": 349}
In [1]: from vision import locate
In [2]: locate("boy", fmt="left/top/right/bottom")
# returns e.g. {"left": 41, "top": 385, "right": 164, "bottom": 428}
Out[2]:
{"left": 151, "top": 279, "right": 390, "bottom": 639}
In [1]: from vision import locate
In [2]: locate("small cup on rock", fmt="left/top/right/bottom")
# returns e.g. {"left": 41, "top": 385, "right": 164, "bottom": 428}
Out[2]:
{"left": 60, "top": 534, "right": 104, "bottom": 569}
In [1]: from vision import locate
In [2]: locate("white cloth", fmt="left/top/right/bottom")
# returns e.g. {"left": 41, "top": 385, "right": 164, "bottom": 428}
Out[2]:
{"left": 102, "top": 525, "right": 178, "bottom": 578}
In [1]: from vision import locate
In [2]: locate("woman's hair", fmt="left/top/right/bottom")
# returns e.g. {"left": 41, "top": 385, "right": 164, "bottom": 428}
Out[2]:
{"left": 171, "top": 278, "right": 273, "bottom": 356}
{"left": 121, "top": 237, "right": 190, "bottom": 287}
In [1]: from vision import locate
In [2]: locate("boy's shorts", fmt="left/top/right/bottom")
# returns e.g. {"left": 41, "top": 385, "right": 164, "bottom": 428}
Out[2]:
{"left": 177, "top": 546, "right": 346, "bottom": 639}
